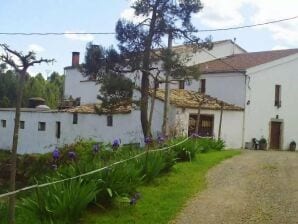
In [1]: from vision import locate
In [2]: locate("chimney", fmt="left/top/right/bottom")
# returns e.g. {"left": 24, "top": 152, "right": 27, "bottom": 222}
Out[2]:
{"left": 72, "top": 52, "right": 80, "bottom": 66}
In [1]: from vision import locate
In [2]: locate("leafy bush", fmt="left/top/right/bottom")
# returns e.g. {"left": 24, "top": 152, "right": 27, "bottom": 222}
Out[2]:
{"left": 196, "top": 138, "right": 225, "bottom": 153}
{"left": 169, "top": 137, "right": 198, "bottom": 161}
{"left": 18, "top": 178, "right": 98, "bottom": 224}
{"left": 95, "top": 162, "right": 142, "bottom": 205}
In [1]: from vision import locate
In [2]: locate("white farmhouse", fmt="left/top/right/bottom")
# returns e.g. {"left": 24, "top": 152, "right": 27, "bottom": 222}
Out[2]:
{"left": 193, "top": 49, "right": 298, "bottom": 150}
{"left": 6, "top": 41, "right": 298, "bottom": 152}
{"left": 64, "top": 39, "right": 246, "bottom": 104}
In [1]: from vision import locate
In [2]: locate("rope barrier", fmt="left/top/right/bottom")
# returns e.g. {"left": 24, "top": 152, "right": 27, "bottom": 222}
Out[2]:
{"left": 0, "top": 137, "right": 192, "bottom": 199}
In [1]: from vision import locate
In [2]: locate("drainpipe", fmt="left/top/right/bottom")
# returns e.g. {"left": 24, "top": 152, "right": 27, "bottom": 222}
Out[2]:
{"left": 241, "top": 75, "right": 247, "bottom": 149}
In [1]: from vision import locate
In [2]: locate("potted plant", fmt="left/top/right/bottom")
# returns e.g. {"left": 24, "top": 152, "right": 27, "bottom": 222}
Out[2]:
{"left": 289, "top": 141, "right": 296, "bottom": 151}
{"left": 259, "top": 137, "right": 267, "bottom": 150}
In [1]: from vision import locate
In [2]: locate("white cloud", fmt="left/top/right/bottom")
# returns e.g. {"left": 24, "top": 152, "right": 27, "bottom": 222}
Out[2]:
{"left": 28, "top": 44, "right": 45, "bottom": 53}
{"left": 196, "top": 0, "right": 298, "bottom": 47}
{"left": 248, "top": 0, "right": 298, "bottom": 47}
{"left": 120, "top": 8, "right": 149, "bottom": 23}
{"left": 64, "top": 31, "right": 94, "bottom": 42}
{"left": 196, "top": 0, "right": 247, "bottom": 28}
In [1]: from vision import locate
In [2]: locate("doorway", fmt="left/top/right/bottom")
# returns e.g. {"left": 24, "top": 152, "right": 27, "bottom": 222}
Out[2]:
{"left": 188, "top": 114, "right": 214, "bottom": 137}
{"left": 270, "top": 121, "right": 282, "bottom": 149}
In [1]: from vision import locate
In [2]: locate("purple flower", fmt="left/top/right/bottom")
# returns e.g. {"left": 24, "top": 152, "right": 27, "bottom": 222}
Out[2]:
{"left": 112, "top": 139, "right": 120, "bottom": 148}
{"left": 52, "top": 148, "right": 60, "bottom": 160}
{"left": 130, "top": 192, "right": 141, "bottom": 205}
{"left": 144, "top": 136, "right": 153, "bottom": 145}
{"left": 157, "top": 135, "right": 165, "bottom": 144}
{"left": 68, "top": 151, "right": 76, "bottom": 160}
{"left": 93, "top": 144, "right": 100, "bottom": 153}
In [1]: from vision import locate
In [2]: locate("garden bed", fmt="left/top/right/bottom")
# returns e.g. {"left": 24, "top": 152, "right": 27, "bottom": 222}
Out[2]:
{"left": 0, "top": 137, "right": 234, "bottom": 224}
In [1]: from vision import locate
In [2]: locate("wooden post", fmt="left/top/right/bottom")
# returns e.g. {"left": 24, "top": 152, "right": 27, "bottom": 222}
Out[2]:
{"left": 218, "top": 101, "right": 224, "bottom": 140}
{"left": 195, "top": 94, "right": 205, "bottom": 134}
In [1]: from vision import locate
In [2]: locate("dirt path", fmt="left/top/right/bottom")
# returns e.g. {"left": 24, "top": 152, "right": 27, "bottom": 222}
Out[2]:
{"left": 172, "top": 150, "right": 298, "bottom": 224}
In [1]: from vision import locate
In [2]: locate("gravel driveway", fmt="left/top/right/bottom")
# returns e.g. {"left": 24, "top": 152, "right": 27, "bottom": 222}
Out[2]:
{"left": 172, "top": 150, "right": 298, "bottom": 224}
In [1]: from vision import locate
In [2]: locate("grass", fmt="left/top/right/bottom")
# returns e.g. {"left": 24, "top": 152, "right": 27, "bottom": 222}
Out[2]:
{"left": 82, "top": 150, "right": 241, "bottom": 224}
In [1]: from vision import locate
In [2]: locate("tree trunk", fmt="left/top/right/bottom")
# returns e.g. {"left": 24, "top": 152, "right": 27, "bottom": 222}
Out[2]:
{"left": 8, "top": 71, "right": 26, "bottom": 224}
{"left": 140, "top": 3, "right": 159, "bottom": 138}
{"left": 148, "top": 79, "right": 158, "bottom": 135}
{"left": 140, "top": 73, "right": 150, "bottom": 137}
{"left": 162, "top": 32, "right": 173, "bottom": 136}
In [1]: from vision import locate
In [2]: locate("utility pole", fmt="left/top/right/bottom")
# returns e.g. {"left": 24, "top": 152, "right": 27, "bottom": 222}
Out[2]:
{"left": 162, "top": 31, "right": 173, "bottom": 136}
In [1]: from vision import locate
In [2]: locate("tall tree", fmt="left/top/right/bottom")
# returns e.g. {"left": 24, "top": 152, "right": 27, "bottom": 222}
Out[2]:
{"left": 116, "top": 0, "right": 210, "bottom": 137}
{"left": 0, "top": 44, "right": 54, "bottom": 224}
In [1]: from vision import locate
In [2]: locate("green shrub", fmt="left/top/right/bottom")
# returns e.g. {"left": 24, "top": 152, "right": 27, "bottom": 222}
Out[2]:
{"left": 18, "top": 178, "right": 98, "bottom": 224}
{"left": 196, "top": 138, "right": 225, "bottom": 153}
{"left": 136, "top": 151, "right": 167, "bottom": 183}
{"left": 169, "top": 137, "right": 198, "bottom": 161}
{"left": 96, "top": 162, "right": 143, "bottom": 205}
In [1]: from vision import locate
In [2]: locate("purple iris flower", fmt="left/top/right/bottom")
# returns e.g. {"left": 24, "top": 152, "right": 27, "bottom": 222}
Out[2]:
{"left": 52, "top": 148, "right": 60, "bottom": 160}
{"left": 112, "top": 139, "right": 120, "bottom": 148}
{"left": 68, "top": 151, "right": 76, "bottom": 160}
{"left": 93, "top": 144, "right": 100, "bottom": 153}
{"left": 130, "top": 192, "right": 141, "bottom": 205}
{"left": 157, "top": 135, "right": 165, "bottom": 144}
{"left": 144, "top": 136, "right": 153, "bottom": 145}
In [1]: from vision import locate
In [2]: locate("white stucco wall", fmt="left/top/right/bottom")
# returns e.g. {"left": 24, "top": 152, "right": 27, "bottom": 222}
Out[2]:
{"left": 182, "top": 41, "right": 246, "bottom": 66}
{"left": 176, "top": 108, "right": 243, "bottom": 148}
{"left": 184, "top": 73, "right": 246, "bottom": 107}
{"left": 64, "top": 68, "right": 100, "bottom": 104}
{"left": 244, "top": 54, "right": 298, "bottom": 150}
{"left": 0, "top": 110, "right": 143, "bottom": 154}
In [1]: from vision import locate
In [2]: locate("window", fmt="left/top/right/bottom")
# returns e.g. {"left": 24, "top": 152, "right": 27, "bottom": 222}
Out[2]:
{"left": 178, "top": 80, "right": 185, "bottom": 89}
{"left": 275, "top": 85, "right": 281, "bottom": 107}
{"left": 56, "top": 122, "right": 61, "bottom": 139}
{"left": 107, "top": 115, "right": 113, "bottom": 127}
{"left": 200, "top": 79, "right": 206, "bottom": 94}
{"left": 73, "top": 113, "right": 78, "bottom": 124}
{"left": 38, "top": 122, "right": 46, "bottom": 131}
{"left": 20, "top": 121, "right": 25, "bottom": 129}
{"left": 1, "top": 120, "right": 6, "bottom": 128}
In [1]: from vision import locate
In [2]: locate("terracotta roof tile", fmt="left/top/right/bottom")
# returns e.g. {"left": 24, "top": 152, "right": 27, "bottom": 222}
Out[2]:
{"left": 152, "top": 89, "right": 243, "bottom": 111}
{"left": 197, "top": 48, "right": 298, "bottom": 74}
{"left": 60, "top": 102, "right": 132, "bottom": 114}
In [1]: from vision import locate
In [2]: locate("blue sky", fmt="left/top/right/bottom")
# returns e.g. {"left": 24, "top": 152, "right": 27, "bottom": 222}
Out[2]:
{"left": 0, "top": 0, "right": 297, "bottom": 76}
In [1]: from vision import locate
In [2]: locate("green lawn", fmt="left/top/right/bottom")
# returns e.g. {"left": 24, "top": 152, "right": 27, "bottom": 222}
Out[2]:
{"left": 82, "top": 150, "right": 241, "bottom": 224}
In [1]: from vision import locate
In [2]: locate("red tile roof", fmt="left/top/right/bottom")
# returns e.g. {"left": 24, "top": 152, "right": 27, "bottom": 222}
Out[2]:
{"left": 197, "top": 49, "right": 298, "bottom": 74}
{"left": 151, "top": 89, "right": 243, "bottom": 111}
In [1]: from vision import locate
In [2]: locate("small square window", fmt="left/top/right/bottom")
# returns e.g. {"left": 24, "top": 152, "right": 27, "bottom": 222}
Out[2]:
{"left": 73, "top": 113, "right": 78, "bottom": 124}
{"left": 1, "top": 120, "right": 6, "bottom": 128}
{"left": 107, "top": 115, "right": 113, "bottom": 127}
{"left": 38, "top": 122, "right": 46, "bottom": 131}
{"left": 20, "top": 121, "right": 25, "bottom": 129}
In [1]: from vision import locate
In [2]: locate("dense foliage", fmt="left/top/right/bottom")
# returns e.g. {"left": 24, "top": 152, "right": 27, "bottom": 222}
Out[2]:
{"left": 0, "top": 137, "right": 225, "bottom": 224}
{"left": 0, "top": 70, "right": 64, "bottom": 109}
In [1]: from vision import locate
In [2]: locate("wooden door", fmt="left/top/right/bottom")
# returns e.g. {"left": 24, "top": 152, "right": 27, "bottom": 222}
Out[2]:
{"left": 270, "top": 122, "right": 281, "bottom": 149}
{"left": 188, "top": 114, "right": 214, "bottom": 137}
